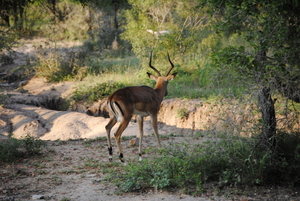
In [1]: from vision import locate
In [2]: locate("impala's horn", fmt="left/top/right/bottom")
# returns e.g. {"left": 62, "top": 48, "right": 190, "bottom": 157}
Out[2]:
{"left": 149, "top": 51, "right": 161, "bottom": 76}
{"left": 165, "top": 52, "right": 174, "bottom": 76}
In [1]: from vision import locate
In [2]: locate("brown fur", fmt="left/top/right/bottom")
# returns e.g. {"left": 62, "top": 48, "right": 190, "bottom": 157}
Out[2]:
{"left": 105, "top": 53, "right": 177, "bottom": 162}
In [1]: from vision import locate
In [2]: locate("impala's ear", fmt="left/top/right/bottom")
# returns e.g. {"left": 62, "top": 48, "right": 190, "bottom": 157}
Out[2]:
{"left": 167, "top": 72, "right": 177, "bottom": 81}
{"left": 147, "top": 72, "right": 158, "bottom": 81}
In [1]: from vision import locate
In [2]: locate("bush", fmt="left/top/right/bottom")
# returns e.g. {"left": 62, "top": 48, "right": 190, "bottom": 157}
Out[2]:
{"left": 116, "top": 143, "right": 204, "bottom": 193}
{"left": 34, "top": 50, "right": 87, "bottom": 82}
{"left": 0, "top": 27, "right": 18, "bottom": 54}
{"left": 112, "top": 133, "right": 300, "bottom": 194}
{"left": 265, "top": 132, "right": 300, "bottom": 186}
{"left": 71, "top": 81, "right": 126, "bottom": 103}
{"left": 0, "top": 134, "right": 46, "bottom": 163}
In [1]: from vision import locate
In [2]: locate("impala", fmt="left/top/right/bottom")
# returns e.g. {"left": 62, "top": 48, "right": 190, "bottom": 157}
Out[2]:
{"left": 105, "top": 51, "right": 177, "bottom": 162}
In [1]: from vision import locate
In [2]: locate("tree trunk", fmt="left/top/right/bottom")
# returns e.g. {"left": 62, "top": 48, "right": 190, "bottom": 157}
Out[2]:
{"left": 256, "top": 33, "right": 277, "bottom": 150}
{"left": 258, "top": 86, "right": 276, "bottom": 149}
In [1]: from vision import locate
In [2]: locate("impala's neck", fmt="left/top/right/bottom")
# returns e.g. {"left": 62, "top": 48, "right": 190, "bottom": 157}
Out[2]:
{"left": 154, "top": 79, "right": 168, "bottom": 102}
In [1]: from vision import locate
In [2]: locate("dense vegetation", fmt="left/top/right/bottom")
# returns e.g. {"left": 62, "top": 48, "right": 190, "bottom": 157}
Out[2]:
{"left": 1, "top": 0, "right": 300, "bottom": 194}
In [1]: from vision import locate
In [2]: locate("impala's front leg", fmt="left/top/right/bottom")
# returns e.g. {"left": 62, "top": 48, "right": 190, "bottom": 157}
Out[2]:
{"left": 137, "top": 115, "right": 144, "bottom": 161}
{"left": 105, "top": 117, "right": 117, "bottom": 161}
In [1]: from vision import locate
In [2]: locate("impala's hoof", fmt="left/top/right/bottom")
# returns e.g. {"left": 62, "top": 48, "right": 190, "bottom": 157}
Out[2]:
{"left": 108, "top": 147, "right": 113, "bottom": 154}
{"left": 119, "top": 153, "right": 124, "bottom": 161}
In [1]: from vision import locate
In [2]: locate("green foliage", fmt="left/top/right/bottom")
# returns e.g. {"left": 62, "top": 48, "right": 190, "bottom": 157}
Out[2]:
{"left": 177, "top": 108, "right": 189, "bottom": 118}
{"left": 268, "top": 132, "right": 300, "bottom": 186}
{"left": 83, "top": 56, "right": 140, "bottom": 75}
{"left": 150, "top": 170, "right": 170, "bottom": 192}
{"left": 34, "top": 51, "right": 85, "bottom": 82}
{"left": 15, "top": 0, "right": 250, "bottom": 100}
{"left": 116, "top": 143, "right": 203, "bottom": 193}
{"left": 25, "top": 1, "right": 89, "bottom": 40}
{"left": 0, "top": 27, "right": 18, "bottom": 53}
{"left": 71, "top": 82, "right": 126, "bottom": 103}
{"left": 117, "top": 159, "right": 172, "bottom": 192}
{"left": 0, "top": 137, "right": 21, "bottom": 163}
{"left": 0, "top": 134, "right": 46, "bottom": 163}
{"left": 21, "top": 134, "right": 46, "bottom": 155}
{"left": 113, "top": 133, "right": 300, "bottom": 193}
{"left": 122, "top": 0, "right": 212, "bottom": 60}
{"left": 202, "top": 0, "right": 300, "bottom": 96}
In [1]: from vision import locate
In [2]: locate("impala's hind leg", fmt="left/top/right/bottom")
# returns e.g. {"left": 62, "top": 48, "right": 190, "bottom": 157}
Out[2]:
{"left": 151, "top": 115, "right": 161, "bottom": 148}
{"left": 114, "top": 116, "right": 132, "bottom": 163}
{"left": 137, "top": 115, "right": 144, "bottom": 161}
{"left": 105, "top": 116, "right": 117, "bottom": 161}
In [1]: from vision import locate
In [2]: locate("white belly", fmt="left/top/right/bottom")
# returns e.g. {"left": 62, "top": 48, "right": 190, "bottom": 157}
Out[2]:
{"left": 133, "top": 109, "right": 149, "bottom": 117}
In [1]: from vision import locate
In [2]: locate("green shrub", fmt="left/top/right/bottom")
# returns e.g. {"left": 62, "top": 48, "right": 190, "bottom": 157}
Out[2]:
{"left": 116, "top": 143, "right": 203, "bottom": 193}
{"left": 265, "top": 132, "right": 300, "bottom": 186}
{"left": 0, "top": 134, "right": 46, "bottom": 163}
{"left": 0, "top": 27, "right": 18, "bottom": 53}
{"left": 0, "top": 137, "right": 22, "bottom": 163}
{"left": 112, "top": 133, "right": 300, "bottom": 194}
{"left": 21, "top": 134, "right": 46, "bottom": 155}
{"left": 34, "top": 51, "right": 86, "bottom": 82}
{"left": 118, "top": 159, "right": 170, "bottom": 192}
{"left": 34, "top": 52, "right": 66, "bottom": 82}
{"left": 71, "top": 82, "right": 126, "bottom": 103}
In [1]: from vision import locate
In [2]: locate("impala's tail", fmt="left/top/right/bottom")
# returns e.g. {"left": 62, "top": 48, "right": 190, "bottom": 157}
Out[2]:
{"left": 108, "top": 101, "right": 123, "bottom": 122}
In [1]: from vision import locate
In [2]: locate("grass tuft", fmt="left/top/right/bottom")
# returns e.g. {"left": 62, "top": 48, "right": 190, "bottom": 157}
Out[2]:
{"left": 0, "top": 134, "right": 46, "bottom": 163}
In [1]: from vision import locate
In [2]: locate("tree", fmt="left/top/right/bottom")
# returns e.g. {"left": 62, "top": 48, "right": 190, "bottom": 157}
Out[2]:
{"left": 202, "top": 0, "right": 300, "bottom": 149}
{"left": 0, "top": 0, "right": 33, "bottom": 29}
{"left": 74, "top": 0, "right": 130, "bottom": 51}
{"left": 121, "top": 0, "right": 210, "bottom": 61}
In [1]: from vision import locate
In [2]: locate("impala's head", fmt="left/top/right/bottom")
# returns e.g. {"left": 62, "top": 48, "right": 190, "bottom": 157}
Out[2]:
{"left": 147, "top": 51, "right": 177, "bottom": 96}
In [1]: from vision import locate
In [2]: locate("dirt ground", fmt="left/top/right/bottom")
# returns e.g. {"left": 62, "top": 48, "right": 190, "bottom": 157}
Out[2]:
{"left": 0, "top": 38, "right": 299, "bottom": 201}
{"left": 2, "top": 136, "right": 296, "bottom": 201}
{"left": 0, "top": 75, "right": 228, "bottom": 201}
{"left": 0, "top": 136, "right": 260, "bottom": 201}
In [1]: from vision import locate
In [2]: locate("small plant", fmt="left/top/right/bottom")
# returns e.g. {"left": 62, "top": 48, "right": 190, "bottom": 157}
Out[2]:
{"left": 177, "top": 108, "right": 189, "bottom": 119}
{"left": 22, "top": 134, "right": 46, "bottom": 155}
{"left": 150, "top": 170, "right": 170, "bottom": 193}
{"left": 0, "top": 134, "right": 46, "bottom": 163}
{"left": 60, "top": 198, "right": 70, "bottom": 201}
{"left": 118, "top": 163, "right": 149, "bottom": 192}
{"left": 52, "top": 176, "right": 63, "bottom": 185}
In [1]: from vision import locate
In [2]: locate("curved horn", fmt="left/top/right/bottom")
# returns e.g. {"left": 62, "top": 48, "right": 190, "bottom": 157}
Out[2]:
{"left": 149, "top": 51, "right": 161, "bottom": 76}
{"left": 165, "top": 52, "right": 174, "bottom": 76}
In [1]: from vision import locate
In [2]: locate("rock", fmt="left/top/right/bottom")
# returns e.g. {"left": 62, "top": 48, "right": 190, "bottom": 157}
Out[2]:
{"left": 32, "top": 195, "right": 45, "bottom": 200}
{"left": 129, "top": 138, "right": 139, "bottom": 146}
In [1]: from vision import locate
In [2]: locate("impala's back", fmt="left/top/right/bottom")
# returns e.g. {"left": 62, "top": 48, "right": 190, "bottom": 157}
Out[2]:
{"left": 105, "top": 51, "right": 177, "bottom": 163}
